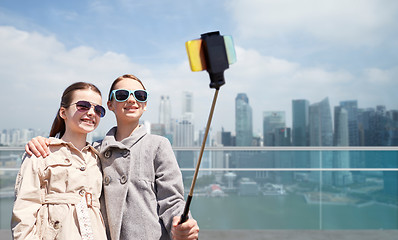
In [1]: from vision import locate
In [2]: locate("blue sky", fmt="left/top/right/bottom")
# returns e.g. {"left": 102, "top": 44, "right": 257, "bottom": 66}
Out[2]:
{"left": 1, "top": 0, "right": 398, "bottom": 136}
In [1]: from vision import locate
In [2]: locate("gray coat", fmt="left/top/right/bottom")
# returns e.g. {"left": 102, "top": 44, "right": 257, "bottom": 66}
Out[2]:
{"left": 95, "top": 126, "right": 187, "bottom": 240}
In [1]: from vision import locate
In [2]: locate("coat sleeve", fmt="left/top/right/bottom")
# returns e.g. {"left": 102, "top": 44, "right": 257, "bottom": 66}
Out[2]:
{"left": 153, "top": 137, "right": 188, "bottom": 237}
{"left": 11, "top": 154, "right": 43, "bottom": 240}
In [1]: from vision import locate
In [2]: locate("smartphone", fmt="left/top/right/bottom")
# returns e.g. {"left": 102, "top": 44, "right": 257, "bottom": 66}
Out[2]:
{"left": 185, "top": 39, "right": 206, "bottom": 72}
{"left": 185, "top": 35, "right": 236, "bottom": 72}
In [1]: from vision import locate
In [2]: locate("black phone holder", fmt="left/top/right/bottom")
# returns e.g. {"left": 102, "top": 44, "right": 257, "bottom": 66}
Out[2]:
{"left": 201, "top": 31, "right": 229, "bottom": 89}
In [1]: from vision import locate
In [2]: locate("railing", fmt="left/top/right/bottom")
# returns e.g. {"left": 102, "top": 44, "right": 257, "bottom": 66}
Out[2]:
{"left": 1, "top": 147, "right": 397, "bottom": 231}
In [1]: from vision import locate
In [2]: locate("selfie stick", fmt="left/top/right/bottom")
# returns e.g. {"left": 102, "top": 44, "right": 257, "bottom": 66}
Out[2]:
{"left": 179, "top": 31, "right": 236, "bottom": 224}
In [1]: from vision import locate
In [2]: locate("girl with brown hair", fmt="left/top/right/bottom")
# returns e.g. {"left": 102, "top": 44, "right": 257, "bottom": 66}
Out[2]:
{"left": 12, "top": 82, "right": 107, "bottom": 240}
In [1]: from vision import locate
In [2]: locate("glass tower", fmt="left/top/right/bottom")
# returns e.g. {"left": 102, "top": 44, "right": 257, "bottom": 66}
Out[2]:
{"left": 292, "top": 99, "right": 309, "bottom": 146}
{"left": 309, "top": 97, "right": 333, "bottom": 185}
{"left": 159, "top": 95, "right": 172, "bottom": 134}
{"left": 235, "top": 93, "right": 253, "bottom": 146}
{"left": 333, "top": 106, "right": 353, "bottom": 186}
{"left": 340, "top": 100, "right": 360, "bottom": 146}
{"left": 263, "top": 111, "right": 286, "bottom": 146}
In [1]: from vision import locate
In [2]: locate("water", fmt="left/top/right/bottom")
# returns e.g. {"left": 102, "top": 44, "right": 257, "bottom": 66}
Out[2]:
{"left": 2, "top": 194, "right": 397, "bottom": 230}
{"left": 190, "top": 194, "right": 398, "bottom": 230}
{"left": 1, "top": 198, "right": 13, "bottom": 230}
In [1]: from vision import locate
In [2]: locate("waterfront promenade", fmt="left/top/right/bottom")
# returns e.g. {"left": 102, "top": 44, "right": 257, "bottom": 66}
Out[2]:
{"left": 2, "top": 229, "right": 398, "bottom": 240}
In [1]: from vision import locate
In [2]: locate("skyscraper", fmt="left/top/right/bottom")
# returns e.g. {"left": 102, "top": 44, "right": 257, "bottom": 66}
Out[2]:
{"left": 358, "top": 106, "right": 389, "bottom": 146}
{"left": 309, "top": 97, "right": 333, "bottom": 185}
{"left": 333, "top": 106, "right": 353, "bottom": 186}
{"left": 388, "top": 110, "right": 398, "bottom": 146}
{"left": 309, "top": 97, "right": 333, "bottom": 147}
{"left": 174, "top": 120, "right": 194, "bottom": 147}
{"left": 263, "top": 111, "right": 286, "bottom": 146}
{"left": 292, "top": 99, "right": 309, "bottom": 146}
{"left": 334, "top": 106, "right": 349, "bottom": 146}
{"left": 340, "top": 100, "right": 360, "bottom": 146}
{"left": 235, "top": 93, "right": 253, "bottom": 146}
{"left": 182, "top": 91, "right": 194, "bottom": 122}
{"left": 159, "top": 95, "right": 172, "bottom": 134}
{"left": 174, "top": 92, "right": 195, "bottom": 174}
{"left": 173, "top": 119, "right": 195, "bottom": 178}
{"left": 174, "top": 92, "right": 195, "bottom": 147}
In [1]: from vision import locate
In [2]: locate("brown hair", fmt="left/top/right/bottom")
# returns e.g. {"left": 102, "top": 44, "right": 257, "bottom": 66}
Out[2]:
{"left": 49, "top": 82, "right": 102, "bottom": 138}
{"left": 108, "top": 74, "right": 146, "bottom": 101}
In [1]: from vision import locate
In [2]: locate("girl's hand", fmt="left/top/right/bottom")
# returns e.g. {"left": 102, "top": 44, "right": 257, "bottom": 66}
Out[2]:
{"left": 171, "top": 216, "right": 199, "bottom": 240}
{"left": 25, "top": 136, "right": 51, "bottom": 158}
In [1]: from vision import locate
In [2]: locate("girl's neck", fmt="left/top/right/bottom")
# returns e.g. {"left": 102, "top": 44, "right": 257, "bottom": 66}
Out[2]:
{"left": 61, "top": 131, "right": 87, "bottom": 151}
{"left": 115, "top": 120, "right": 140, "bottom": 141}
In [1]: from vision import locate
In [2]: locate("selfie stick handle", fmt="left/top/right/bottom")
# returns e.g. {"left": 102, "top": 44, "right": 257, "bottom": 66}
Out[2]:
{"left": 179, "top": 88, "right": 220, "bottom": 224}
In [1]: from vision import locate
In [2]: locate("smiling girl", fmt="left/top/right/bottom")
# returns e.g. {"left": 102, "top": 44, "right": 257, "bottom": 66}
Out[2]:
{"left": 98, "top": 74, "right": 199, "bottom": 240}
{"left": 24, "top": 75, "right": 200, "bottom": 240}
{"left": 12, "top": 82, "right": 107, "bottom": 240}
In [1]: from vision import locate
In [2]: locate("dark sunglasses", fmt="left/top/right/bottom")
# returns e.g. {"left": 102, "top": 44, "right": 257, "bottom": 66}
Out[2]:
{"left": 109, "top": 89, "right": 148, "bottom": 103}
{"left": 70, "top": 100, "right": 106, "bottom": 117}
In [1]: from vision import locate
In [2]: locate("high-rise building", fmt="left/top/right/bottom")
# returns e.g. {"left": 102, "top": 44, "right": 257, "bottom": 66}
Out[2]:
{"left": 387, "top": 110, "right": 398, "bottom": 146}
{"left": 334, "top": 106, "right": 349, "bottom": 146}
{"left": 274, "top": 128, "right": 292, "bottom": 146}
{"left": 173, "top": 119, "right": 195, "bottom": 176}
{"left": 263, "top": 111, "right": 286, "bottom": 146}
{"left": 174, "top": 92, "right": 195, "bottom": 175}
{"left": 309, "top": 97, "right": 333, "bottom": 185}
{"left": 340, "top": 100, "right": 360, "bottom": 146}
{"left": 309, "top": 97, "right": 333, "bottom": 147}
{"left": 292, "top": 100, "right": 310, "bottom": 168}
{"left": 216, "top": 127, "right": 233, "bottom": 146}
{"left": 292, "top": 99, "right": 309, "bottom": 146}
{"left": 159, "top": 95, "right": 172, "bottom": 134}
{"left": 273, "top": 127, "right": 294, "bottom": 184}
{"left": 182, "top": 91, "right": 194, "bottom": 122}
{"left": 358, "top": 106, "right": 389, "bottom": 146}
{"left": 235, "top": 93, "right": 253, "bottom": 146}
{"left": 333, "top": 106, "right": 353, "bottom": 186}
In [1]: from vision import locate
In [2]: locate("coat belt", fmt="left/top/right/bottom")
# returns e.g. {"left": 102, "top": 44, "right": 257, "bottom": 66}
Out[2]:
{"left": 44, "top": 192, "right": 100, "bottom": 208}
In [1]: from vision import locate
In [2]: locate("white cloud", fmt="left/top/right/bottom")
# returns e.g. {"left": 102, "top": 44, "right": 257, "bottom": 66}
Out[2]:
{"left": 0, "top": 25, "right": 397, "bottom": 136}
{"left": 0, "top": 26, "right": 151, "bottom": 132}
{"left": 363, "top": 67, "right": 398, "bottom": 84}
{"left": 228, "top": 0, "right": 398, "bottom": 46}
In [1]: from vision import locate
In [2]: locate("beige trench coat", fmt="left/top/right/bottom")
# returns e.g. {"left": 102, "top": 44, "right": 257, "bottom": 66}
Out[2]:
{"left": 11, "top": 138, "right": 107, "bottom": 240}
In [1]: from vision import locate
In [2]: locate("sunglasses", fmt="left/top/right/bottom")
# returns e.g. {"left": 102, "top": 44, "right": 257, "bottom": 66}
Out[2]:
{"left": 70, "top": 100, "right": 106, "bottom": 117}
{"left": 109, "top": 89, "right": 148, "bottom": 103}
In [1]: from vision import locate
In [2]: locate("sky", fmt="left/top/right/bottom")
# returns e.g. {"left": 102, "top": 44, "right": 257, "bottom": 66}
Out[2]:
{"left": 1, "top": 0, "right": 398, "bottom": 137}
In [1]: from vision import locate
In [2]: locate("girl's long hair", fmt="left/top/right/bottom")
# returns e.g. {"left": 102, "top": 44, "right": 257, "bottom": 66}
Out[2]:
{"left": 49, "top": 82, "right": 102, "bottom": 138}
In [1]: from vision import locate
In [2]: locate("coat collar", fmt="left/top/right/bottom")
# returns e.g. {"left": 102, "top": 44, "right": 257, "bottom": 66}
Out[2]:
{"left": 48, "top": 137, "right": 100, "bottom": 158}
{"left": 100, "top": 125, "right": 147, "bottom": 152}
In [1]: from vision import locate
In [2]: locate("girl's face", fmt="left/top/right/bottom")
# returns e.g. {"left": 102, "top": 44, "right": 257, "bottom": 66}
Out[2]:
{"left": 60, "top": 89, "right": 103, "bottom": 135}
{"left": 107, "top": 78, "right": 147, "bottom": 124}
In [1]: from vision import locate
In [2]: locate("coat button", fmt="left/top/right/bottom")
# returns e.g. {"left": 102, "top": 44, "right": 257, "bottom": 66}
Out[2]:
{"left": 79, "top": 189, "right": 86, "bottom": 196}
{"left": 80, "top": 166, "right": 86, "bottom": 171}
{"left": 122, "top": 150, "right": 129, "bottom": 158}
{"left": 53, "top": 221, "right": 60, "bottom": 229}
{"left": 104, "top": 150, "right": 112, "bottom": 158}
{"left": 104, "top": 176, "right": 111, "bottom": 185}
{"left": 120, "top": 175, "right": 128, "bottom": 184}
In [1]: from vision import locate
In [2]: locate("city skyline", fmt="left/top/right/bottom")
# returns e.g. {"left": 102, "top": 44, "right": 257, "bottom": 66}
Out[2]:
{"left": 2, "top": 93, "right": 397, "bottom": 147}
{"left": 1, "top": 1, "right": 398, "bottom": 135}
